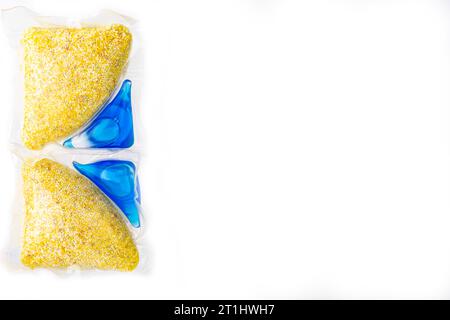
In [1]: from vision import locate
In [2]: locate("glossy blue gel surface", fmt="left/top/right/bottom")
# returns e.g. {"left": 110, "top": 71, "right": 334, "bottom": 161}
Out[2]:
{"left": 64, "top": 80, "right": 134, "bottom": 149}
{"left": 73, "top": 160, "right": 141, "bottom": 228}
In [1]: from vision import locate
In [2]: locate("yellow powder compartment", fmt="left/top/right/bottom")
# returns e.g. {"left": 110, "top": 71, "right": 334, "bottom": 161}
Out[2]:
{"left": 22, "top": 24, "right": 132, "bottom": 150}
{"left": 21, "top": 158, "right": 139, "bottom": 271}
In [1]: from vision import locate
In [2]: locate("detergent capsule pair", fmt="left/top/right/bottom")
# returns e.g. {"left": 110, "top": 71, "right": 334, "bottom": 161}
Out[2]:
{"left": 3, "top": 7, "right": 145, "bottom": 272}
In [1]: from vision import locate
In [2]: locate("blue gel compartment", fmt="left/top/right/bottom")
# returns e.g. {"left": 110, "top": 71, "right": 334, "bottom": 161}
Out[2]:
{"left": 64, "top": 80, "right": 134, "bottom": 149}
{"left": 73, "top": 160, "right": 141, "bottom": 228}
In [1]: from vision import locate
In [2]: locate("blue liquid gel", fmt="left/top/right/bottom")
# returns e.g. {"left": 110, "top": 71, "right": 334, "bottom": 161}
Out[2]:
{"left": 73, "top": 160, "right": 141, "bottom": 228}
{"left": 64, "top": 80, "right": 134, "bottom": 149}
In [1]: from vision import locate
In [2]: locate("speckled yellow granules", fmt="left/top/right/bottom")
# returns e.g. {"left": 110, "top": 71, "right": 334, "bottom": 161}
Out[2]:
{"left": 21, "top": 158, "right": 139, "bottom": 271}
{"left": 22, "top": 24, "right": 132, "bottom": 150}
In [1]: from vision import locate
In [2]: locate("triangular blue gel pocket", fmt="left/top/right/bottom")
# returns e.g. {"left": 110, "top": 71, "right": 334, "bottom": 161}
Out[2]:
{"left": 64, "top": 80, "right": 134, "bottom": 149}
{"left": 73, "top": 160, "right": 141, "bottom": 228}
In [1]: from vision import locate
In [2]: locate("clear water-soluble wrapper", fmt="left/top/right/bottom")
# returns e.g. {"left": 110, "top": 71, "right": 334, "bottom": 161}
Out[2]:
{"left": 3, "top": 6, "right": 142, "bottom": 151}
{"left": 2, "top": 7, "right": 146, "bottom": 273}
{"left": 22, "top": 24, "right": 132, "bottom": 150}
{"left": 22, "top": 158, "right": 140, "bottom": 271}
{"left": 8, "top": 150, "right": 146, "bottom": 273}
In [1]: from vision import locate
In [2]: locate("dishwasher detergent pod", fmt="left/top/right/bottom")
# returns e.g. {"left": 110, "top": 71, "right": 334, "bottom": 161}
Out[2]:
{"left": 21, "top": 158, "right": 139, "bottom": 271}
{"left": 22, "top": 24, "right": 132, "bottom": 150}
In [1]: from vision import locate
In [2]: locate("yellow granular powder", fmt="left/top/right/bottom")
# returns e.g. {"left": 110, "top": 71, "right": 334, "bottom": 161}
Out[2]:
{"left": 21, "top": 158, "right": 139, "bottom": 271}
{"left": 22, "top": 24, "right": 132, "bottom": 150}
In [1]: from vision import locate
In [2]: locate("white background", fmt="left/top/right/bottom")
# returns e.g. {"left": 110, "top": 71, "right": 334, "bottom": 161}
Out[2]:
{"left": 1, "top": 0, "right": 450, "bottom": 300}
